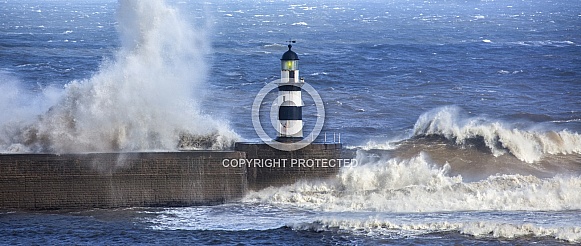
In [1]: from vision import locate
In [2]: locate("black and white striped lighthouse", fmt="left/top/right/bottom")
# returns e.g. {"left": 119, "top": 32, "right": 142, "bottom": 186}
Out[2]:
{"left": 276, "top": 43, "right": 304, "bottom": 141}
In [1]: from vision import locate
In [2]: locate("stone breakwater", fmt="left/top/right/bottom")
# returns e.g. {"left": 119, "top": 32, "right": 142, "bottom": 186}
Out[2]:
{"left": 0, "top": 143, "right": 345, "bottom": 210}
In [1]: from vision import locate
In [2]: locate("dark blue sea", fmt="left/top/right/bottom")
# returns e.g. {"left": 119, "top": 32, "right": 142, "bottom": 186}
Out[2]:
{"left": 1, "top": 0, "right": 581, "bottom": 244}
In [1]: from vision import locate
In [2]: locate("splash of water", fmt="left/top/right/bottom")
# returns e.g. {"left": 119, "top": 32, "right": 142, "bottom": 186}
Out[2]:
{"left": 0, "top": 0, "right": 239, "bottom": 153}
{"left": 244, "top": 152, "right": 581, "bottom": 212}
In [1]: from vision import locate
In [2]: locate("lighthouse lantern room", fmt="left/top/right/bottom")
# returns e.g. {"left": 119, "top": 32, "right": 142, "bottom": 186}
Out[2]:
{"left": 277, "top": 43, "right": 304, "bottom": 141}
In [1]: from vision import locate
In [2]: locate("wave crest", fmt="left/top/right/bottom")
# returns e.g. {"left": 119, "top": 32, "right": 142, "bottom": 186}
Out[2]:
{"left": 412, "top": 106, "right": 581, "bottom": 163}
{"left": 290, "top": 218, "right": 581, "bottom": 243}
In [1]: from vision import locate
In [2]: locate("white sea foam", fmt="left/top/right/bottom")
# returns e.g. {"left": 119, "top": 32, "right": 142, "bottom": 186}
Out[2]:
{"left": 146, "top": 204, "right": 313, "bottom": 231}
{"left": 147, "top": 204, "right": 581, "bottom": 243}
{"left": 290, "top": 217, "right": 581, "bottom": 243}
{"left": 0, "top": 0, "right": 239, "bottom": 153}
{"left": 244, "top": 151, "right": 581, "bottom": 242}
{"left": 512, "top": 40, "right": 577, "bottom": 47}
{"left": 244, "top": 152, "right": 581, "bottom": 213}
{"left": 359, "top": 141, "right": 398, "bottom": 150}
{"left": 412, "top": 106, "right": 581, "bottom": 163}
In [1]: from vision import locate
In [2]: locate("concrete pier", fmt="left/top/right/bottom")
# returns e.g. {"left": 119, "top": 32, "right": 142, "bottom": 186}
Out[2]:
{"left": 0, "top": 151, "right": 246, "bottom": 210}
{"left": 0, "top": 143, "right": 347, "bottom": 210}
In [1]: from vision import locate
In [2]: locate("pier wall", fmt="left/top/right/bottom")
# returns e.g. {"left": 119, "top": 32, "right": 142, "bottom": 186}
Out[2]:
{"left": 0, "top": 152, "right": 246, "bottom": 210}
{"left": 0, "top": 143, "right": 347, "bottom": 210}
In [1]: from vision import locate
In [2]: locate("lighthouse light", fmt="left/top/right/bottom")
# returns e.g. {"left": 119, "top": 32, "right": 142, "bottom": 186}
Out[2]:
{"left": 282, "top": 60, "right": 298, "bottom": 71}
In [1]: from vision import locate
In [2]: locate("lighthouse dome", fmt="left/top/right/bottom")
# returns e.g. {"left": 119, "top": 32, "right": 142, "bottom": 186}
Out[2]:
{"left": 281, "top": 44, "right": 299, "bottom": 60}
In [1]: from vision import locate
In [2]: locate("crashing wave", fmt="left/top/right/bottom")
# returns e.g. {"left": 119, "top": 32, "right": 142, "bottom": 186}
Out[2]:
{"left": 244, "top": 152, "right": 581, "bottom": 212}
{"left": 411, "top": 106, "right": 581, "bottom": 163}
{"left": 0, "top": 0, "right": 239, "bottom": 153}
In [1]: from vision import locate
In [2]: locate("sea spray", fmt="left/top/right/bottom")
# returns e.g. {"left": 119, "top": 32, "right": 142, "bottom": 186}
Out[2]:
{"left": 244, "top": 152, "right": 581, "bottom": 212}
{"left": 0, "top": 0, "right": 239, "bottom": 153}
{"left": 0, "top": 73, "right": 62, "bottom": 152}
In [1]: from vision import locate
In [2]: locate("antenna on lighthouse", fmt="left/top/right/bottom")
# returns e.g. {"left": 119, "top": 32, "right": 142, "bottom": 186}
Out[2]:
{"left": 286, "top": 39, "right": 296, "bottom": 49}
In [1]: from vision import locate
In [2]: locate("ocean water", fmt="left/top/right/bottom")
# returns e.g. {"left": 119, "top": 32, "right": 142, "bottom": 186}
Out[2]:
{"left": 1, "top": 0, "right": 581, "bottom": 245}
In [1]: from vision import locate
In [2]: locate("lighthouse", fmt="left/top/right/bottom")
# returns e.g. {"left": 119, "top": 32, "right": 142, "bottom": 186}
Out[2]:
{"left": 276, "top": 43, "right": 304, "bottom": 141}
